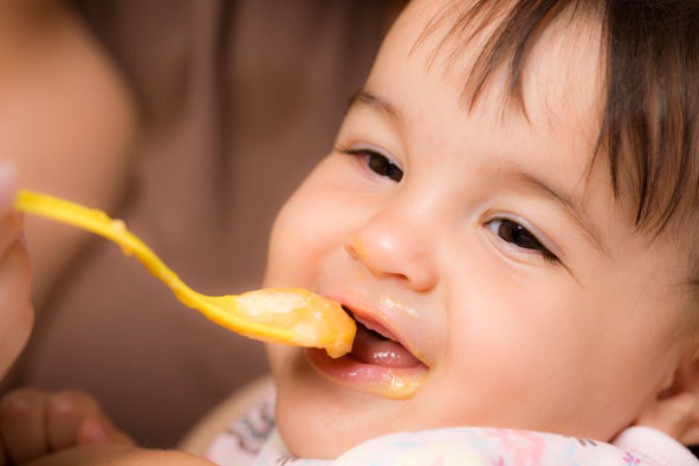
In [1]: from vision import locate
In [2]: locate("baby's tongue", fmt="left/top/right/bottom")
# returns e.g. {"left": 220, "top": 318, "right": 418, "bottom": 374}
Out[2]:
{"left": 351, "top": 324, "right": 421, "bottom": 368}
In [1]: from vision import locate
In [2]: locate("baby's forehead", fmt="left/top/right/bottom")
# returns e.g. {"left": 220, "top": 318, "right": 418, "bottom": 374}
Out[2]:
{"left": 393, "top": 2, "right": 606, "bottom": 193}
{"left": 410, "top": 0, "right": 603, "bottom": 115}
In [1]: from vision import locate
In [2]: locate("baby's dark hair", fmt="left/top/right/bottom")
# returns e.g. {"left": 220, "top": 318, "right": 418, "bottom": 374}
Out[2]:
{"left": 424, "top": 0, "right": 699, "bottom": 235}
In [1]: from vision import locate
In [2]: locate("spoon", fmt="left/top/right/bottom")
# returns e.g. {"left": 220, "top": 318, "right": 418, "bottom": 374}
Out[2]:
{"left": 14, "top": 190, "right": 356, "bottom": 358}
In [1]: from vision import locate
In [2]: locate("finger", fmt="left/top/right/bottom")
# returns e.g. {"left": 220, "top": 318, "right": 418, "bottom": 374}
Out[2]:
{"left": 0, "top": 241, "right": 33, "bottom": 376}
{"left": 0, "top": 211, "right": 24, "bottom": 258}
{"left": 0, "top": 164, "right": 17, "bottom": 211}
{"left": 45, "top": 390, "right": 105, "bottom": 451}
{"left": 0, "top": 300, "right": 33, "bottom": 378}
{"left": 0, "top": 388, "right": 48, "bottom": 464}
{"left": 77, "top": 418, "right": 134, "bottom": 446}
{"left": 0, "top": 239, "right": 31, "bottom": 302}
{"left": 0, "top": 163, "right": 22, "bottom": 262}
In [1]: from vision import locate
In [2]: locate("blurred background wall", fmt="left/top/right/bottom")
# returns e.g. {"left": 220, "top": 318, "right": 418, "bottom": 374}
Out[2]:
{"left": 4, "top": 0, "right": 403, "bottom": 447}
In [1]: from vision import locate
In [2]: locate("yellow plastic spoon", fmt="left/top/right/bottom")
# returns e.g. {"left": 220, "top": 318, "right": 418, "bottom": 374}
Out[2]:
{"left": 14, "top": 190, "right": 356, "bottom": 358}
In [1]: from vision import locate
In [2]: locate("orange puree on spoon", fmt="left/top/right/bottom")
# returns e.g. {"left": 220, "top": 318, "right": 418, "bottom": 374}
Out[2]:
{"left": 14, "top": 190, "right": 356, "bottom": 358}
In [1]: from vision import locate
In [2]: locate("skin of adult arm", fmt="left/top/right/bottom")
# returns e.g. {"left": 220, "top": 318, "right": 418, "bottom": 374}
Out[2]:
{"left": 24, "top": 444, "right": 216, "bottom": 466}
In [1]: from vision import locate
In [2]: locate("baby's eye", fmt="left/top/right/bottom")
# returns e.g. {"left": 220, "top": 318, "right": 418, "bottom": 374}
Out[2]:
{"left": 341, "top": 147, "right": 403, "bottom": 182}
{"left": 485, "top": 218, "right": 559, "bottom": 263}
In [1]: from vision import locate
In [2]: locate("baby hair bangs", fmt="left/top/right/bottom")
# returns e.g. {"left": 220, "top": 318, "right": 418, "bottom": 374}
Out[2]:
{"left": 601, "top": 1, "right": 699, "bottom": 233}
{"left": 419, "top": 0, "right": 699, "bottom": 234}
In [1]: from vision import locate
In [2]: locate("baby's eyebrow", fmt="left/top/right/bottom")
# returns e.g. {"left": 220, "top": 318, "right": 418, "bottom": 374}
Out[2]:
{"left": 348, "top": 90, "right": 403, "bottom": 128}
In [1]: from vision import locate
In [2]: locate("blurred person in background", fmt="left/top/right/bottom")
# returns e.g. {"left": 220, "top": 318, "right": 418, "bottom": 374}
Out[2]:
{"left": 3, "top": 0, "right": 405, "bottom": 448}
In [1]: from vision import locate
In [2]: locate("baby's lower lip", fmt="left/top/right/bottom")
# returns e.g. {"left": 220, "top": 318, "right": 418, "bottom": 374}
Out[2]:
{"left": 350, "top": 322, "right": 421, "bottom": 368}
{"left": 305, "top": 334, "right": 428, "bottom": 399}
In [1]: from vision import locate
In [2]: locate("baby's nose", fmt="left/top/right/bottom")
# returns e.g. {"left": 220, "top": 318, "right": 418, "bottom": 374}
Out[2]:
{"left": 344, "top": 213, "right": 437, "bottom": 292}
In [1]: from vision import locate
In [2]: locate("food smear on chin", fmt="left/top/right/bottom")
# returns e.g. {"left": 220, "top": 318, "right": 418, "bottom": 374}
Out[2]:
{"left": 351, "top": 319, "right": 426, "bottom": 399}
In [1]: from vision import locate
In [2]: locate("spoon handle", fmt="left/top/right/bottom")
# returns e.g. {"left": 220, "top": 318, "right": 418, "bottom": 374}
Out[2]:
{"left": 14, "top": 190, "right": 193, "bottom": 295}
{"left": 13, "top": 190, "right": 357, "bottom": 358}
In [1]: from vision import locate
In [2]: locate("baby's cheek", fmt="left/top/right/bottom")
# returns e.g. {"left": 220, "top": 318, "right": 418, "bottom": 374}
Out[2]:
{"left": 265, "top": 343, "right": 307, "bottom": 391}
{"left": 264, "top": 206, "right": 300, "bottom": 282}
{"left": 265, "top": 343, "right": 290, "bottom": 370}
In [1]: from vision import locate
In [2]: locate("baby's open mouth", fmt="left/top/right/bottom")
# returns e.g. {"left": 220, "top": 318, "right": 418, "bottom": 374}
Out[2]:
{"left": 305, "top": 305, "right": 427, "bottom": 399}
{"left": 347, "top": 308, "right": 424, "bottom": 369}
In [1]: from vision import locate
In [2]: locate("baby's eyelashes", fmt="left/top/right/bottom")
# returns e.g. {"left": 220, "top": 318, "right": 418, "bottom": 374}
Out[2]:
{"left": 338, "top": 146, "right": 404, "bottom": 182}
{"left": 484, "top": 218, "right": 559, "bottom": 264}
{"left": 334, "top": 143, "right": 562, "bottom": 267}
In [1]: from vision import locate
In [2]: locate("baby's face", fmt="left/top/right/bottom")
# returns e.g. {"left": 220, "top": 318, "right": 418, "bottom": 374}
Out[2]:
{"left": 264, "top": 0, "right": 694, "bottom": 458}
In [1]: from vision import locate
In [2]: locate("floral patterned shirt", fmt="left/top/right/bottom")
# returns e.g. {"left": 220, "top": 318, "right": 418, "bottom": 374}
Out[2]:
{"left": 205, "top": 391, "right": 698, "bottom": 466}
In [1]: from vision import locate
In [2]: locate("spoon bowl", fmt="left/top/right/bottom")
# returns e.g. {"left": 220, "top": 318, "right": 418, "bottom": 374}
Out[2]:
{"left": 14, "top": 190, "right": 356, "bottom": 358}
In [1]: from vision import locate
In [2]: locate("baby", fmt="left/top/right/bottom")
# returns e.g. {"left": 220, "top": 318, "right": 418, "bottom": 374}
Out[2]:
{"left": 3, "top": 0, "right": 699, "bottom": 464}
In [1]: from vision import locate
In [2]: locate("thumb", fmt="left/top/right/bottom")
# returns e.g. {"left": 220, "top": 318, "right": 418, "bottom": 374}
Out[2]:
{"left": 0, "top": 163, "right": 17, "bottom": 209}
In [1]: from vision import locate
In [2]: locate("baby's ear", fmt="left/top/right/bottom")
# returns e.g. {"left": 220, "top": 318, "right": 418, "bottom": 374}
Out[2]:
{"left": 635, "top": 356, "right": 699, "bottom": 445}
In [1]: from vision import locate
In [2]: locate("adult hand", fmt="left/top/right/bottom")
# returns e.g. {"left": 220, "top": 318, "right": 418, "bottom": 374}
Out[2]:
{"left": 0, "top": 387, "right": 134, "bottom": 465}
{"left": 0, "top": 164, "right": 32, "bottom": 379}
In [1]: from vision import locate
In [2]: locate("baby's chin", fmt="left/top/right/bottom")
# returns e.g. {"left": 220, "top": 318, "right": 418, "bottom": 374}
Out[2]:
{"left": 275, "top": 398, "right": 379, "bottom": 459}
{"left": 271, "top": 369, "right": 428, "bottom": 458}
{"left": 268, "top": 354, "right": 377, "bottom": 458}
